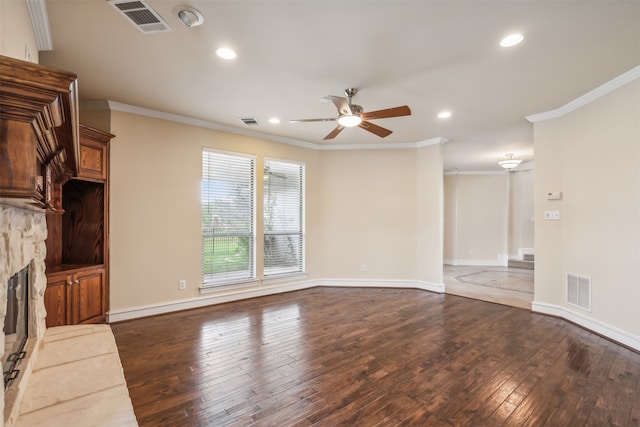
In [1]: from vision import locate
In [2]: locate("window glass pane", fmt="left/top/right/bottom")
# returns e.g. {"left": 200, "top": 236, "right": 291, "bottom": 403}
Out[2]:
{"left": 264, "top": 160, "right": 304, "bottom": 276}
{"left": 202, "top": 150, "right": 255, "bottom": 285}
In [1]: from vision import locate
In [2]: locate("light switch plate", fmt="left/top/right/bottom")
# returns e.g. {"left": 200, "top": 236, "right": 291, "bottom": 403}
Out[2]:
{"left": 544, "top": 210, "right": 560, "bottom": 220}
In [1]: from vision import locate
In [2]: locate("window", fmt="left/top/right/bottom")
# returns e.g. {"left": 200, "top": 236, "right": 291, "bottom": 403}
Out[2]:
{"left": 263, "top": 159, "right": 305, "bottom": 276}
{"left": 202, "top": 149, "right": 255, "bottom": 286}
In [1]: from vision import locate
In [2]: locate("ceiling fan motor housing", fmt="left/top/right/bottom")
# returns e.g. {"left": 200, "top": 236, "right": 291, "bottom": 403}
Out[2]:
{"left": 349, "top": 105, "right": 363, "bottom": 115}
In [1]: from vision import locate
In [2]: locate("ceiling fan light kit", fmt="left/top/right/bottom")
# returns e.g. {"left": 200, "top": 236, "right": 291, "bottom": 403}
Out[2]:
{"left": 337, "top": 115, "right": 362, "bottom": 127}
{"left": 290, "top": 88, "right": 411, "bottom": 140}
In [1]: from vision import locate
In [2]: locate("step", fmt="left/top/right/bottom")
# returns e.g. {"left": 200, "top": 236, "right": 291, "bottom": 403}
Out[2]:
{"left": 508, "top": 259, "right": 534, "bottom": 270}
{"left": 523, "top": 253, "right": 535, "bottom": 261}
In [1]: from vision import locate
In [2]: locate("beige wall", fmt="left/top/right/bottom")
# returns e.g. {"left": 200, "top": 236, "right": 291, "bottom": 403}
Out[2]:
{"left": 444, "top": 173, "right": 508, "bottom": 265}
{"left": 0, "top": 0, "right": 39, "bottom": 62}
{"left": 534, "top": 78, "right": 640, "bottom": 337}
{"left": 107, "top": 110, "right": 445, "bottom": 313}
{"left": 311, "top": 142, "right": 444, "bottom": 286}
{"left": 318, "top": 148, "right": 419, "bottom": 280}
{"left": 108, "top": 111, "right": 322, "bottom": 310}
{"left": 415, "top": 144, "right": 444, "bottom": 285}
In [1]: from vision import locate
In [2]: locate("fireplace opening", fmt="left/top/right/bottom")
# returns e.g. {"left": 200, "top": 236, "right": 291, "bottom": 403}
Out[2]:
{"left": 3, "top": 266, "right": 29, "bottom": 388}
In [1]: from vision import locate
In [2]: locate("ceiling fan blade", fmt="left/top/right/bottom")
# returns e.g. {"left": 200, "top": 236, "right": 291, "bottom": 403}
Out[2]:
{"left": 323, "top": 125, "right": 345, "bottom": 140}
{"left": 361, "top": 105, "right": 411, "bottom": 120}
{"left": 327, "top": 96, "right": 353, "bottom": 115}
{"left": 358, "top": 121, "right": 393, "bottom": 138}
{"left": 289, "top": 118, "right": 337, "bottom": 123}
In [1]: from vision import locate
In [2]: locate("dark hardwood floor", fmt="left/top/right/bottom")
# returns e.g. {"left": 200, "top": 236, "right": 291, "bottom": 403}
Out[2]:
{"left": 111, "top": 287, "right": 640, "bottom": 426}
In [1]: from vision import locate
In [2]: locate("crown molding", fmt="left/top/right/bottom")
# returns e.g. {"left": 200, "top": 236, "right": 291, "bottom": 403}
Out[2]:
{"left": 27, "top": 0, "right": 53, "bottom": 51}
{"left": 320, "top": 136, "right": 448, "bottom": 151}
{"left": 527, "top": 65, "right": 640, "bottom": 123}
{"left": 81, "top": 100, "right": 448, "bottom": 152}
{"left": 444, "top": 170, "right": 506, "bottom": 176}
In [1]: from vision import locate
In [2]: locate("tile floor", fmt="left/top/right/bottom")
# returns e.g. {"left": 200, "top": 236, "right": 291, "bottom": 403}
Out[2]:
{"left": 443, "top": 265, "right": 534, "bottom": 309}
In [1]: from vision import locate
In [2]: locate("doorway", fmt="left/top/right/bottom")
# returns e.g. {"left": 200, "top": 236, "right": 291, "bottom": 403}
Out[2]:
{"left": 443, "top": 168, "right": 534, "bottom": 308}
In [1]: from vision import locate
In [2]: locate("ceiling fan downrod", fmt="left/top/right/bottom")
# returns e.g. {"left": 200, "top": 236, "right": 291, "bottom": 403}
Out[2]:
{"left": 345, "top": 88, "right": 358, "bottom": 106}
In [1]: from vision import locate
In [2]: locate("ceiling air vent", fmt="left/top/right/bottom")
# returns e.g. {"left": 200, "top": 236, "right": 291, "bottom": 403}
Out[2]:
{"left": 107, "top": 0, "right": 171, "bottom": 34}
{"left": 240, "top": 118, "right": 260, "bottom": 126}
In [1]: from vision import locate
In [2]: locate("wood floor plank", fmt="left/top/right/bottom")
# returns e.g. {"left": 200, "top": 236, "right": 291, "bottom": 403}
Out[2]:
{"left": 111, "top": 287, "right": 640, "bottom": 426}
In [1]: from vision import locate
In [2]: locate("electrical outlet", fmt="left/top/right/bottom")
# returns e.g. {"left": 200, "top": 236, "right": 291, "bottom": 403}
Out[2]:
{"left": 360, "top": 264, "right": 367, "bottom": 272}
{"left": 178, "top": 280, "right": 187, "bottom": 290}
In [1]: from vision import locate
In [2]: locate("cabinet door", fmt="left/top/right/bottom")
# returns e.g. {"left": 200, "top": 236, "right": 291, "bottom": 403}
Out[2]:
{"left": 73, "top": 268, "right": 106, "bottom": 324}
{"left": 78, "top": 138, "right": 107, "bottom": 181}
{"left": 44, "top": 273, "right": 71, "bottom": 327}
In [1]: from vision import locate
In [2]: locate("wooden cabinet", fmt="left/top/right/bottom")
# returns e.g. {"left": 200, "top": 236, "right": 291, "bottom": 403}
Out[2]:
{"left": 44, "top": 125, "right": 113, "bottom": 327}
{"left": 44, "top": 266, "right": 106, "bottom": 327}
{"left": 0, "top": 55, "right": 113, "bottom": 327}
{"left": 78, "top": 125, "right": 109, "bottom": 181}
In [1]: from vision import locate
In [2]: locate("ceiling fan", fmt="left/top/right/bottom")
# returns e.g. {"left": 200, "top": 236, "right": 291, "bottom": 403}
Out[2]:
{"left": 290, "top": 88, "right": 411, "bottom": 140}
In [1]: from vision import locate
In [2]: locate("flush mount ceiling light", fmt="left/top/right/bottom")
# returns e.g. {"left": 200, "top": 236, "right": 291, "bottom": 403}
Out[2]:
{"left": 268, "top": 117, "right": 280, "bottom": 124}
{"left": 500, "top": 33, "right": 524, "bottom": 47}
{"left": 177, "top": 6, "right": 204, "bottom": 27}
{"left": 215, "top": 47, "right": 237, "bottom": 60}
{"left": 498, "top": 153, "right": 522, "bottom": 169}
{"left": 438, "top": 111, "right": 452, "bottom": 119}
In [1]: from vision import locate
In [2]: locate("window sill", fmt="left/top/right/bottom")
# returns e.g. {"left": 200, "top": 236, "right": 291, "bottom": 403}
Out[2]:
{"left": 199, "top": 273, "right": 308, "bottom": 296}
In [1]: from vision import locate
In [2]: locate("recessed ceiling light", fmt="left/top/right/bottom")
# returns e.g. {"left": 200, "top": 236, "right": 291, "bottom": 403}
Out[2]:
{"left": 268, "top": 117, "right": 280, "bottom": 124}
{"left": 216, "top": 47, "right": 237, "bottom": 60}
{"left": 438, "top": 111, "right": 452, "bottom": 119}
{"left": 500, "top": 33, "right": 524, "bottom": 48}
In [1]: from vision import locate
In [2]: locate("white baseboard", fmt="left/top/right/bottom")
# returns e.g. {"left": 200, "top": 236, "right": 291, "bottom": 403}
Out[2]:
{"left": 108, "top": 278, "right": 445, "bottom": 322}
{"left": 108, "top": 280, "right": 316, "bottom": 323}
{"left": 315, "top": 279, "right": 445, "bottom": 294}
{"left": 444, "top": 258, "right": 507, "bottom": 267}
{"left": 532, "top": 301, "right": 640, "bottom": 352}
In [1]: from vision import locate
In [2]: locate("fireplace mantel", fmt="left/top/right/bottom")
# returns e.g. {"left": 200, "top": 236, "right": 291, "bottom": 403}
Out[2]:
{"left": 0, "top": 54, "right": 79, "bottom": 213}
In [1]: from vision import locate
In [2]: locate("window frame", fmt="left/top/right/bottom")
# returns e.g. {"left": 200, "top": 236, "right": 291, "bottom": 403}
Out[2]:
{"left": 201, "top": 148, "right": 257, "bottom": 288}
{"left": 263, "top": 157, "right": 306, "bottom": 278}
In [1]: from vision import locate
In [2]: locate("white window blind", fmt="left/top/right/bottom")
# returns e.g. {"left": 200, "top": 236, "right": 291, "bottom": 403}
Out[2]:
{"left": 263, "top": 159, "right": 305, "bottom": 276}
{"left": 202, "top": 149, "right": 255, "bottom": 286}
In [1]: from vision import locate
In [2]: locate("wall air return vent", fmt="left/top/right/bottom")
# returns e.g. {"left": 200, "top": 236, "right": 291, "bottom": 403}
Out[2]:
{"left": 567, "top": 273, "right": 591, "bottom": 311}
{"left": 240, "top": 118, "right": 260, "bottom": 126}
{"left": 108, "top": 0, "right": 171, "bottom": 34}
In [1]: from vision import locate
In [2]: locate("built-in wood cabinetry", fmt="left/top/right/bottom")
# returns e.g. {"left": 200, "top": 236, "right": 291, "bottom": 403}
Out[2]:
{"left": 44, "top": 266, "right": 106, "bottom": 326}
{"left": 44, "top": 125, "right": 113, "bottom": 327}
{"left": 0, "top": 55, "right": 114, "bottom": 327}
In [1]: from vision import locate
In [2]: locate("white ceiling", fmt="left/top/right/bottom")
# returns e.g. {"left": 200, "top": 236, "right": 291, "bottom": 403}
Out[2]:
{"left": 40, "top": 0, "right": 640, "bottom": 171}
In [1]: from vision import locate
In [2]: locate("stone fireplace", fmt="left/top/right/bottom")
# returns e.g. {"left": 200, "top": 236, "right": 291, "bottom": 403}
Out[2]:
{"left": 0, "top": 205, "right": 49, "bottom": 426}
